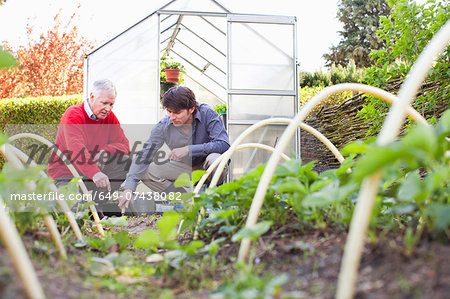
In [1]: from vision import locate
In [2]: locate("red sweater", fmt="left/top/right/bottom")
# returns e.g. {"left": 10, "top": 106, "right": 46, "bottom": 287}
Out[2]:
{"left": 47, "top": 103, "right": 130, "bottom": 180}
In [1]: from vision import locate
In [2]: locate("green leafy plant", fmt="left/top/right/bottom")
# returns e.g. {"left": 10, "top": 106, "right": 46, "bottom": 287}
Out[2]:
{"left": 180, "top": 109, "right": 448, "bottom": 257}
{"left": 213, "top": 263, "right": 288, "bottom": 299}
{"left": 213, "top": 103, "right": 227, "bottom": 115}
{"left": 181, "top": 158, "right": 356, "bottom": 242}
{"left": 299, "top": 60, "right": 366, "bottom": 88}
{"left": 188, "top": 165, "right": 287, "bottom": 239}
{"left": 160, "top": 56, "right": 185, "bottom": 84}
{"left": 231, "top": 221, "right": 272, "bottom": 242}
{"left": 343, "top": 109, "right": 450, "bottom": 250}
{"left": 360, "top": 0, "right": 450, "bottom": 135}
{"left": 0, "top": 162, "right": 71, "bottom": 234}
{"left": 299, "top": 85, "right": 353, "bottom": 111}
{"left": 134, "top": 211, "right": 204, "bottom": 277}
{"left": 87, "top": 229, "right": 131, "bottom": 253}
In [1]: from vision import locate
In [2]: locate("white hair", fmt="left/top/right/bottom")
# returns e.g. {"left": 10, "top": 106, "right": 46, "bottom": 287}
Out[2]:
{"left": 91, "top": 79, "right": 117, "bottom": 99}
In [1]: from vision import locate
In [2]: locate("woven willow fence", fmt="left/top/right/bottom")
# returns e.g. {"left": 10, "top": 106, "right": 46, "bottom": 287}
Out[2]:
{"left": 301, "top": 78, "right": 449, "bottom": 172}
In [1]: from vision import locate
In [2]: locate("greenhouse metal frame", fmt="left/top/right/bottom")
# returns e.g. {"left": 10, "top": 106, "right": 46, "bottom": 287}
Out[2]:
{"left": 84, "top": 0, "right": 299, "bottom": 179}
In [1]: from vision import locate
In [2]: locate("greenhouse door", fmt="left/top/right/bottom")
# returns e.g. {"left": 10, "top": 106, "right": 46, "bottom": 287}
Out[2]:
{"left": 227, "top": 14, "right": 298, "bottom": 179}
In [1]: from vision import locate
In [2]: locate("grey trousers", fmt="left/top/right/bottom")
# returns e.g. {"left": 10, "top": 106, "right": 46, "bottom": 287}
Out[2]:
{"left": 54, "top": 154, "right": 131, "bottom": 214}
{"left": 141, "top": 153, "right": 228, "bottom": 192}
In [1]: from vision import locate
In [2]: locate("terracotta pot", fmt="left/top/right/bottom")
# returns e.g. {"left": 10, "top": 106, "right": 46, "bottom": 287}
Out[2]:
{"left": 164, "top": 69, "right": 181, "bottom": 83}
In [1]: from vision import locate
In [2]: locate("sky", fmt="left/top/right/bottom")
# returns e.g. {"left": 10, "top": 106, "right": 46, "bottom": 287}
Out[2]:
{"left": 0, "top": 0, "right": 342, "bottom": 72}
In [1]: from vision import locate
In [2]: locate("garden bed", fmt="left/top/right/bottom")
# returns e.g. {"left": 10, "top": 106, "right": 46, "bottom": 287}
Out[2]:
{"left": 1, "top": 215, "right": 448, "bottom": 298}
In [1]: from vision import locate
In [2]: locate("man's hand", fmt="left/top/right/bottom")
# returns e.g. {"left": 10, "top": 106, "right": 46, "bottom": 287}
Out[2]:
{"left": 92, "top": 172, "right": 111, "bottom": 191}
{"left": 168, "top": 146, "right": 189, "bottom": 161}
{"left": 118, "top": 189, "right": 133, "bottom": 214}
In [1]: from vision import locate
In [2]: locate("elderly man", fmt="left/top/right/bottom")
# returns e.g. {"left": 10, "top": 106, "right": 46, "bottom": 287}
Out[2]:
{"left": 118, "top": 86, "right": 230, "bottom": 212}
{"left": 48, "top": 79, "right": 130, "bottom": 215}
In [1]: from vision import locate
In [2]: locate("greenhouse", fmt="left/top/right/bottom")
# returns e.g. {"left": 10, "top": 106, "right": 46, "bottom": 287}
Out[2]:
{"left": 2, "top": 0, "right": 449, "bottom": 297}
{"left": 84, "top": 0, "right": 299, "bottom": 179}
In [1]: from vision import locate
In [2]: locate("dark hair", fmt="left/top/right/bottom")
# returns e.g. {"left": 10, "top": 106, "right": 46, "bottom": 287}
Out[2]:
{"left": 162, "top": 86, "right": 199, "bottom": 113}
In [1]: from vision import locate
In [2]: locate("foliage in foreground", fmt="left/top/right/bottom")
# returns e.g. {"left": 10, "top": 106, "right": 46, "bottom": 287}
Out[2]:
{"left": 0, "top": 109, "right": 448, "bottom": 297}
{"left": 125, "top": 109, "right": 448, "bottom": 293}
{"left": 184, "top": 109, "right": 449, "bottom": 248}
{"left": 360, "top": 0, "right": 450, "bottom": 135}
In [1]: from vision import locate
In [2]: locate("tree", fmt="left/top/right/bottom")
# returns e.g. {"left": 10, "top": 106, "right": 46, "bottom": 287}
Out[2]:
{"left": 323, "top": 0, "right": 391, "bottom": 68}
{"left": 360, "top": 0, "right": 450, "bottom": 134}
{"left": 0, "top": 10, "right": 93, "bottom": 98}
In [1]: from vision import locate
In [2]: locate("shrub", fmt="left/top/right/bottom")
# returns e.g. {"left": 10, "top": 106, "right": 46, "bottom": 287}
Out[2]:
{"left": 299, "top": 70, "right": 331, "bottom": 88}
{"left": 299, "top": 86, "right": 353, "bottom": 111}
{"left": 0, "top": 94, "right": 82, "bottom": 168}
{"left": 329, "top": 60, "right": 366, "bottom": 85}
{"left": 360, "top": 0, "right": 450, "bottom": 135}
{"left": 300, "top": 60, "right": 366, "bottom": 88}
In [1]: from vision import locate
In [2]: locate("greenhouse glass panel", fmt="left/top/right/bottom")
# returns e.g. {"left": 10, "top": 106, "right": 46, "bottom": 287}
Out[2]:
{"left": 85, "top": 13, "right": 159, "bottom": 125}
{"left": 227, "top": 13, "right": 298, "bottom": 179}
{"left": 229, "top": 19, "right": 295, "bottom": 91}
{"left": 85, "top": 3, "right": 299, "bottom": 183}
{"left": 228, "top": 124, "right": 296, "bottom": 179}
{"left": 229, "top": 95, "right": 295, "bottom": 120}
{"left": 160, "top": 13, "right": 227, "bottom": 101}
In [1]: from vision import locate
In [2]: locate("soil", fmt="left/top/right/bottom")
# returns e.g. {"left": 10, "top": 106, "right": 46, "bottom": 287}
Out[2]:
{"left": 0, "top": 216, "right": 449, "bottom": 299}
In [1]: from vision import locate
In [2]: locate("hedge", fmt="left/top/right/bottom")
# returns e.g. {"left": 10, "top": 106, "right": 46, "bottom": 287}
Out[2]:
{"left": 0, "top": 95, "right": 82, "bottom": 125}
{"left": 299, "top": 86, "right": 353, "bottom": 111}
{"left": 0, "top": 95, "right": 83, "bottom": 168}
{"left": 299, "top": 60, "right": 366, "bottom": 88}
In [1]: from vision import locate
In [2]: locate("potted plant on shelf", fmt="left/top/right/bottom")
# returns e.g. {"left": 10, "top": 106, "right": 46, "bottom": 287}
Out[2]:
{"left": 213, "top": 103, "right": 227, "bottom": 129}
{"left": 161, "top": 56, "right": 184, "bottom": 83}
{"left": 160, "top": 56, "right": 185, "bottom": 98}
